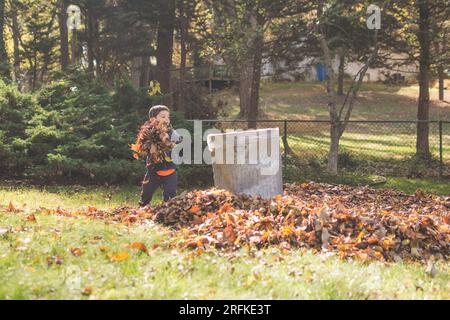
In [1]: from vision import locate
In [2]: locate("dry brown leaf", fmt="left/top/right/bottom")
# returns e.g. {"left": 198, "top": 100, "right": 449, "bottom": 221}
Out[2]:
{"left": 82, "top": 287, "right": 93, "bottom": 296}
{"left": 127, "top": 242, "right": 148, "bottom": 254}
{"left": 224, "top": 225, "right": 237, "bottom": 244}
{"left": 70, "top": 247, "right": 83, "bottom": 256}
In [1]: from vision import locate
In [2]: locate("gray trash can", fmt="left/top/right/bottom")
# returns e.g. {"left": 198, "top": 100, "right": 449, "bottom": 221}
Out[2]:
{"left": 207, "top": 128, "right": 283, "bottom": 199}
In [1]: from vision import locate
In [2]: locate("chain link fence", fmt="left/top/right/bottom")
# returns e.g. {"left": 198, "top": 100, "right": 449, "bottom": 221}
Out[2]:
{"left": 198, "top": 120, "right": 450, "bottom": 180}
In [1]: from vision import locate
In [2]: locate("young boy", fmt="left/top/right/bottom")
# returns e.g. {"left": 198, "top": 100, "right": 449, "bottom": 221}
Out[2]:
{"left": 138, "top": 105, "right": 181, "bottom": 207}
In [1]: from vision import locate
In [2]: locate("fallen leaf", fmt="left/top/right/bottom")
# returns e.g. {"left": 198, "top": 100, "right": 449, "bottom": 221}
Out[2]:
{"left": 127, "top": 242, "right": 148, "bottom": 254}
{"left": 7, "top": 202, "right": 21, "bottom": 213}
{"left": 188, "top": 205, "right": 201, "bottom": 214}
{"left": 99, "top": 246, "right": 110, "bottom": 252}
{"left": 109, "top": 252, "right": 130, "bottom": 261}
{"left": 47, "top": 255, "right": 63, "bottom": 266}
{"left": 70, "top": 247, "right": 83, "bottom": 257}
{"left": 224, "top": 225, "right": 237, "bottom": 244}
{"left": 82, "top": 287, "right": 93, "bottom": 296}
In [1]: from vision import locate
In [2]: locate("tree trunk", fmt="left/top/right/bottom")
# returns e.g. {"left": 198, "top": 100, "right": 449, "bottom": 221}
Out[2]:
{"left": 239, "top": 8, "right": 262, "bottom": 129}
{"left": 319, "top": 29, "right": 340, "bottom": 175}
{"left": 337, "top": 48, "right": 346, "bottom": 96}
{"left": 416, "top": 0, "right": 431, "bottom": 159}
{"left": 131, "top": 22, "right": 152, "bottom": 89}
{"left": 86, "top": 0, "right": 96, "bottom": 76}
{"left": 247, "top": 35, "right": 263, "bottom": 129}
{"left": 156, "top": 0, "right": 175, "bottom": 106}
{"left": 131, "top": 55, "right": 150, "bottom": 89}
{"left": 58, "top": 0, "right": 69, "bottom": 71}
{"left": 140, "top": 55, "right": 150, "bottom": 88}
{"left": 327, "top": 124, "right": 341, "bottom": 175}
{"left": 239, "top": 61, "right": 253, "bottom": 119}
{"left": 178, "top": 0, "right": 188, "bottom": 112}
{"left": 238, "top": 48, "right": 263, "bottom": 129}
{"left": 70, "top": 29, "right": 77, "bottom": 65}
{"left": 0, "top": 0, "right": 10, "bottom": 80}
{"left": 130, "top": 56, "right": 142, "bottom": 87}
{"left": 10, "top": 2, "right": 20, "bottom": 83}
{"left": 438, "top": 66, "right": 444, "bottom": 101}
{"left": 31, "top": 54, "right": 37, "bottom": 90}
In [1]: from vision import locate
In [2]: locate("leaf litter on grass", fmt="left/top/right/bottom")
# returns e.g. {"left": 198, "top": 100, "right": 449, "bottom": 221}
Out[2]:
{"left": 1, "top": 182, "right": 449, "bottom": 264}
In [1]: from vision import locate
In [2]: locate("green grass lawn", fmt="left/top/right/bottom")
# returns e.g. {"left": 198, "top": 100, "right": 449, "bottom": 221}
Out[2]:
{"left": 0, "top": 184, "right": 149, "bottom": 211}
{"left": 0, "top": 185, "right": 449, "bottom": 299}
{"left": 215, "top": 81, "right": 450, "bottom": 121}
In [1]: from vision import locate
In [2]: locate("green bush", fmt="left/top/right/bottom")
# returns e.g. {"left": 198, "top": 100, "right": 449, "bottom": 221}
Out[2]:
{"left": 0, "top": 72, "right": 218, "bottom": 186}
{"left": 0, "top": 80, "right": 36, "bottom": 173}
{"left": 177, "top": 164, "right": 213, "bottom": 188}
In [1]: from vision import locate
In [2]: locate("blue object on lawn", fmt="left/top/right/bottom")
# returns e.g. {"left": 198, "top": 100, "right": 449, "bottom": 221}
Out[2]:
{"left": 316, "top": 63, "right": 327, "bottom": 81}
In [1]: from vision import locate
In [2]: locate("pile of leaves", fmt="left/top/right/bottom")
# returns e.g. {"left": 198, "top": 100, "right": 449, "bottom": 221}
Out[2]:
{"left": 3, "top": 182, "right": 449, "bottom": 263}
{"left": 147, "top": 183, "right": 449, "bottom": 263}
{"left": 130, "top": 119, "right": 175, "bottom": 163}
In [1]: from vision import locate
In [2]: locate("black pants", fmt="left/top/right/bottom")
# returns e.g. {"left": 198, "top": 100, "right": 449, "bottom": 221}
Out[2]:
{"left": 139, "top": 169, "right": 177, "bottom": 206}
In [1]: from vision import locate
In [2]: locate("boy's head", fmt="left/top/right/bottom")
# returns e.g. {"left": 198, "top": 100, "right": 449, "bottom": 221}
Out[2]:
{"left": 148, "top": 105, "right": 170, "bottom": 124}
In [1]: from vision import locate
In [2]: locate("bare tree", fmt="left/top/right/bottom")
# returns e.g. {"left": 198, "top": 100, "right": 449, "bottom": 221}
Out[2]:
{"left": 0, "top": 0, "right": 10, "bottom": 79}
{"left": 316, "top": 1, "right": 380, "bottom": 174}
{"left": 416, "top": 0, "right": 431, "bottom": 159}
{"left": 156, "top": 0, "right": 175, "bottom": 106}
{"left": 57, "top": 0, "right": 69, "bottom": 71}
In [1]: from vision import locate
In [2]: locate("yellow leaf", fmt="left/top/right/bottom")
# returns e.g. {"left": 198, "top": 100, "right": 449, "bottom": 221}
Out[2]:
{"left": 357, "top": 231, "right": 365, "bottom": 242}
{"left": 281, "top": 226, "right": 293, "bottom": 237}
{"left": 129, "top": 144, "right": 140, "bottom": 152}
{"left": 148, "top": 80, "right": 161, "bottom": 96}
{"left": 109, "top": 252, "right": 130, "bottom": 261}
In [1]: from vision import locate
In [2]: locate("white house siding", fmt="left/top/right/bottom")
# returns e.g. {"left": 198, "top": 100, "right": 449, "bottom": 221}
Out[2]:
{"left": 262, "top": 53, "right": 418, "bottom": 82}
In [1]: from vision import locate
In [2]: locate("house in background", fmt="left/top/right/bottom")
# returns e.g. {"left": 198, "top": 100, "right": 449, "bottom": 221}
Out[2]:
{"left": 261, "top": 53, "right": 419, "bottom": 83}
{"left": 170, "top": 52, "right": 419, "bottom": 93}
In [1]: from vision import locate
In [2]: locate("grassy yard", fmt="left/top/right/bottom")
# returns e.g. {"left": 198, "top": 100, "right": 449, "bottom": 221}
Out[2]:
{"left": 215, "top": 81, "right": 450, "bottom": 121}
{"left": 0, "top": 185, "right": 449, "bottom": 299}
